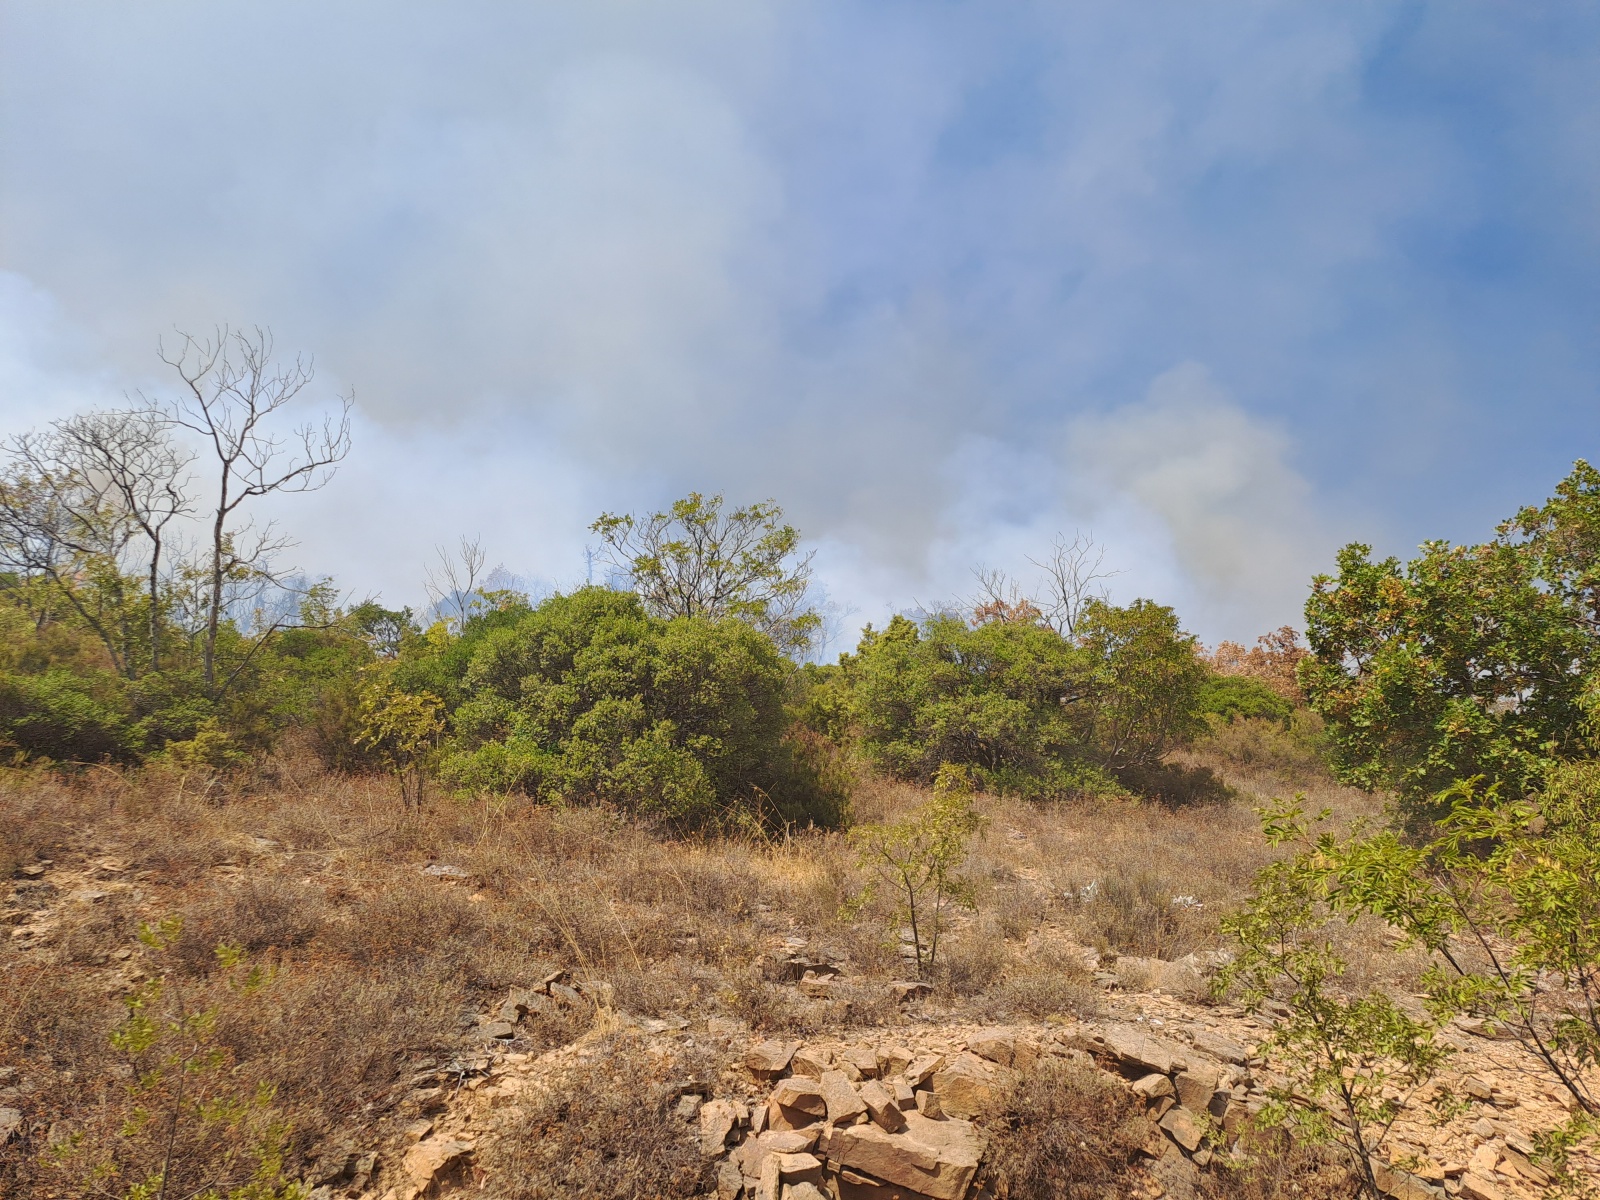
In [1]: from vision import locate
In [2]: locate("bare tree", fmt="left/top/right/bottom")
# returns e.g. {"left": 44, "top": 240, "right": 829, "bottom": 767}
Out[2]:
{"left": 161, "top": 327, "right": 352, "bottom": 690}
{"left": 1028, "top": 531, "right": 1120, "bottom": 638}
{"left": 50, "top": 410, "right": 193, "bottom": 670}
{"left": 423, "top": 536, "right": 487, "bottom": 629}
{"left": 0, "top": 427, "right": 146, "bottom": 673}
{"left": 967, "top": 566, "right": 1042, "bottom": 626}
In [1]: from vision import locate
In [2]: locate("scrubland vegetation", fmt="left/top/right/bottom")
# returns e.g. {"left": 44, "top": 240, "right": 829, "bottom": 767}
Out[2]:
{"left": 2, "top": 333, "right": 1599, "bottom": 1198}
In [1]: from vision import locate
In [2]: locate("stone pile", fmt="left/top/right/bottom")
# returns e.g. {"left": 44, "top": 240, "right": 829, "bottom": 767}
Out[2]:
{"left": 695, "top": 1020, "right": 1248, "bottom": 1200}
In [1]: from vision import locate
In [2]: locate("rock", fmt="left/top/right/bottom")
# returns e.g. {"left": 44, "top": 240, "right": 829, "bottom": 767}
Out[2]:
{"left": 1097, "top": 1023, "right": 1189, "bottom": 1076}
{"left": 773, "top": 1152, "right": 823, "bottom": 1183}
{"left": 889, "top": 980, "right": 933, "bottom": 1003}
{"left": 1457, "top": 1174, "right": 1504, "bottom": 1200}
{"left": 420, "top": 863, "right": 469, "bottom": 879}
{"left": 1500, "top": 1148, "right": 1548, "bottom": 1185}
{"left": 716, "top": 1158, "right": 746, "bottom": 1200}
{"left": 830, "top": 1110, "right": 983, "bottom": 1200}
{"left": 1466, "top": 1144, "right": 1498, "bottom": 1176}
{"left": 348, "top": 1151, "right": 378, "bottom": 1192}
{"left": 1173, "top": 1068, "right": 1219, "bottom": 1113}
{"left": 747, "top": 1039, "right": 802, "bottom": 1077}
{"left": 797, "top": 972, "right": 835, "bottom": 999}
{"left": 477, "top": 1020, "right": 518, "bottom": 1040}
{"left": 875, "top": 1044, "right": 914, "bottom": 1077}
{"left": 820, "top": 1070, "right": 868, "bottom": 1124}
{"left": 930, "top": 1052, "right": 1013, "bottom": 1119}
{"left": 914, "top": 1089, "right": 942, "bottom": 1118}
{"left": 838, "top": 1045, "right": 880, "bottom": 1078}
{"left": 858, "top": 1079, "right": 908, "bottom": 1133}
{"left": 401, "top": 1137, "right": 472, "bottom": 1194}
{"left": 890, "top": 1078, "right": 915, "bottom": 1110}
{"left": 701, "top": 1098, "right": 741, "bottom": 1156}
{"left": 904, "top": 1053, "right": 944, "bottom": 1087}
{"left": 1188, "top": 1029, "right": 1250, "bottom": 1065}
{"left": 0, "top": 1107, "right": 21, "bottom": 1143}
{"left": 790, "top": 1046, "right": 833, "bottom": 1079}
{"left": 771, "top": 1076, "right": 827, "bottom": 1119}
{"left": 1461, "top": 1075, "right": 1495, "bottom": 1102}
{"left": 782, "top": 1183, "right": 828, "bottom": 1200}
{"left": 1371, "top": 1162, "right": 1445, "bottom": 1200}
{"left": 1160, "top": 1107, "right": 1202, "bottom": 1152}
{"left": 1132, "top": 1073, "right": 1175, "bottom": 1100}
{"left": 675, "top": 1093, "right": 705, "bottom": 1121}
{"left": 968, "top": 1033, "right": 1015, "bottom": 1066}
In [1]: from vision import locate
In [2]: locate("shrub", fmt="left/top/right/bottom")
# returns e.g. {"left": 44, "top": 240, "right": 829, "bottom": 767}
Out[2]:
{"left": 1196, "top": 674, "right": 1292, "bottom": 724}
{"left": 981, "top": 1057, "right": 1156, "bottom": 1199}
{"left": 435, "top": 588, "right": 834, "bottom": 827}
{"left": 480, "top": 1032, "right": 719, "bottom": 1200}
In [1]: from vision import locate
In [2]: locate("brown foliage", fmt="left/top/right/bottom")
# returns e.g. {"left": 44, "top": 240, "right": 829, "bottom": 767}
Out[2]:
{"left": 1205, "top": 625, "right": 1308, "bottom": 703}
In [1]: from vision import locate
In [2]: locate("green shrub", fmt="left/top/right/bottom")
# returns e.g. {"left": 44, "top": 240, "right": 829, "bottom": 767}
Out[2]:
{"left": 1197, "top": 674, "right": 1293, "bottom": 723}
{"left": 434, "top": 587, "right": 837, "bottom": 827}
{"left": 0, "top": 668, "right": 136, "bottom": 762}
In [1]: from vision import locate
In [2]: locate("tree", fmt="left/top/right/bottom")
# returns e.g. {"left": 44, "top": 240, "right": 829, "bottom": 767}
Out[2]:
{"left": 161, "top": 327, "right": 352, "bottom": 691}
{"left": 1029, "top": 530, "right": 1119, "bottom": 638}
{"left": 1302, "top": 464, "right": 1600, "bottom": 819}
{"left": 591, "top": 492, "right": 819, "bottom": 655}
{"left": 850, "top": 765, "right": 984, "bottom": 977}
{"left": 50, "top": 409, "right": 193, "bottom": 671}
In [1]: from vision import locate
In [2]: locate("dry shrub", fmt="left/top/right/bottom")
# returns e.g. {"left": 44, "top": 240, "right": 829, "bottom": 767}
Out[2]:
{"left": 981, "top": 947, "right": 1101, "bottom": 1020}
{"left": 481, "top": 1032, "right": 720, "bottom": 1200}
{"left": 1080, "top": 871, "right": 1213, "bottom": 960}
{"left": 1195, "top": 712, "right": 1328, "bottom": 775}
{"left": 1197, "top": 1133, "right": 1354, "bottom": 1200}
{"left": 935, "top": 917, "right": 1013, "bottom": 997}
{"left": 722, "top": 969, "right": 817, "bottom": 1034}
{"left": 1115, "top": 761, "right": 1234, "bottom": 809}
{"left": 171, "top": 876, "right": 328, "bottom": 974}
{"left": 982, "top": 1057, "right": 1156, "bottom": 1199}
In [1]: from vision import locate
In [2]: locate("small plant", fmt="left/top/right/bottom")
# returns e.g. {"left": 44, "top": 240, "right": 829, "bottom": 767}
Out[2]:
{"left": 849, "top": 763, "right": 985, "bottom": 977}
{"left": 1219, "top": 801, "right": 1453, "bottom": 1199}
{"left": 356, "top": 669, "right": 444, "bottom": 807}
{"left": 50, "top": 916, "right": 305, "bottom": 1200}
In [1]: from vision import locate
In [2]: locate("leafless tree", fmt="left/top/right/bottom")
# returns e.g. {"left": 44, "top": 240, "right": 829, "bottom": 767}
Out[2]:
{"left": 49, "top": 410, "right": 193, "bottom": 670}
{"left": 967, "top": 566, "right": 1042, "bottom": 626}
{"left": 0, "top": 427, "right": 149, "bottom": 673}
{"left": 161, "top": 327, "right": 352, "bottom": 690}
{"left": 424, "top": 536, "right": 488, "bottom": 629}
{"left": 1028, "top": 531, "right": 1120, "bottom": 638}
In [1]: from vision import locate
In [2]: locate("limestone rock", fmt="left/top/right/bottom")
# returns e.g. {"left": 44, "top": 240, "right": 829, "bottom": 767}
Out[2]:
{"left": 790, "top": 1046, "right": 833, "bottom": 1079}
{"left": 701, "top": 1098, "right": 741, "bottom": 1156}
{"left": 747, "top": 1039, "right": 802, "bottom": 1077}
{"left": 930, "top": 1051, "right": 1013, "bottom": 1120}
{"left": 0, "top": 1107, "right": 20, "bottom": 1143}
{"left": 890, "top": 980, "right": 933, "bottom": 1003}
{"left": 826, "top": 1110, "right": 983, "bottom": 1200}
{"left": 875, "top": 1044, "right": 914, "bottom": 1077}
{"left": 781, "top": 1183, "right": 828, "bottom": 1200}
{"left": 1371, "top": 1162, "right": 1446, "bottom": 1200}
{"left": 717, "top": 1158, "right": 745, "bottom": 1200}
{"left": 914, "top": 1089, "right": 942, "bottom": 1118}
{"left": 1159, "top": 1107, "right": 1202, "bottom": 1152}
{"left": 838, "top": 1045, "right": 879, "bottom": 1078}
{"left": 1188, "top": 1029, "right": 1250, "bottom": 1065}
{"left": 1132, "top": 1073, "right": 1175, "bottom": 1100}
{"left": 858, "top": 1079, "right": 907, "bottom": 1133}
{"left": 890, "top": 1078, "right": 915, "bottom": 1110}
{"left": 401, "top": 1137, "right": 472, "bottom": 1196}
{"left": 1174, "top": 1067, "right": 1219, "bottom": 1113}
{"left": 820, "top": 1069, "right": 868, "bottom": 1124}
{"left": 1457, "top": 1174, "right": 1504, "bottom": 1200}
{"left": 904, "top": 1053, "right": 944, "bottom": 1087}
{"left": 771, "top": 1076, "right": 827, "bottom": 1118}
{"left": 1098, "top": 1023, "right": 1189, "bottom": 1076}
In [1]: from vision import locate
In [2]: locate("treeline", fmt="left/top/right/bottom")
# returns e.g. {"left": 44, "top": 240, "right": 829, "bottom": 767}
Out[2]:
{"left": 0, "top": 333, "right": 1319, "bottom": 825}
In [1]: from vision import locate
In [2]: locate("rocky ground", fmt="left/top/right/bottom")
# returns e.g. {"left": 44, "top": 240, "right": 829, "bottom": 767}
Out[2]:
{"left": 4, "top": 763, "right": 1597, "bottom": 1200}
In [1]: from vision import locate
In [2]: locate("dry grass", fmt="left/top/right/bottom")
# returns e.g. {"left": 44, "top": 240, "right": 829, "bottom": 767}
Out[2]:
{"left": 1, "top": 745, "right": 1398, "bottom": 1195}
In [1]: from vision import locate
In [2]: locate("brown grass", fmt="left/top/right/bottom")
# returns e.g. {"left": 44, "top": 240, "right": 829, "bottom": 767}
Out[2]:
{"left": 1, "top": 746, "right": 1394, "bottom": 1195}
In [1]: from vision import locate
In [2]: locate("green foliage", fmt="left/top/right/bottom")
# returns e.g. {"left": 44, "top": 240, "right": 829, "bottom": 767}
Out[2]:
{"left": 849, "top": 764, "right": 985, "bottom": 976}
{"left": 1302, "top": 462, "right": 1600, "bottom": 819}
{"left": 842, "top": 599, "right": 1206, "bottom": 801}
{"left": 50, "top": 917, "right": 305, "bottom": 1200}
{"left": 431, "top": 587, "right": 836, "bottom": 827}
{"left": 1197, "top": 673, "right": 1294, "bottom": 724}
{"left": 356, "top": 668, "right": 444, "bottom": 807}
{"left": 591, "top": 492, "right": 820, "bottom": 655}
{"left": 1294, "top": 772, "right": 1600, "bottom": 1119}
{"left": 0, "top": 667, "right": 135, "bottom": 762}
{"left": 1220, "top": 803, "right": 1454, "bottom": 1197}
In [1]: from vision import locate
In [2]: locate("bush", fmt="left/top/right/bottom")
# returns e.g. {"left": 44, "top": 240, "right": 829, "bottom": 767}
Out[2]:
{"left": 480, "top": 1032, "right": 720, "bottom": 1200}
{"left": 0, "top": 668, "right": 136, "bottom": 762}
{"left": 842, "top": 599, "right": 1207, "bottom": 800}
{"left": 981, "top": 1058, "right": 1156, "bottom": 1199}
{"left": 434, "top": 587, "right": 838, "bottom": 828}
{"left": 1196, "top": 674, "right": 1292, "bottom": 724}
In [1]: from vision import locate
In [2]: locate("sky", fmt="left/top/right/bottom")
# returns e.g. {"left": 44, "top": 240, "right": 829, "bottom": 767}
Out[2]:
{"left": 2, "top": 1, "right": 1598, "bottom": 652}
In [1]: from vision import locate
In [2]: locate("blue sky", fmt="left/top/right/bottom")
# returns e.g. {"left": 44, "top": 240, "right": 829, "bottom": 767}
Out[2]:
{"left": 2, "top": 2, "right": 1597, "bottom": 648}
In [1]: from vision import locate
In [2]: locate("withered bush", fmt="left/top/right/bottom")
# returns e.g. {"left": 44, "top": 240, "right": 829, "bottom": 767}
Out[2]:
{"left": 980, "top": 947, "right": 1101, "bottom": 1020}
{"left": 1196, "top": 1131, "right": 1354, "bottom": 1200}
{"left": 172, "top": 876, "right": 327, "bottom": 974}
{"left": 982, "top": 1057, "right": 1155, "bottom": 1198}
{"left": 1079, "top": 870, "right": 1212, "bottom": 960}
{"left": 481, "top": 1033, "right": 720, "bottom": 1200}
